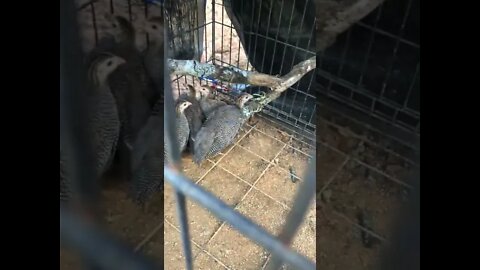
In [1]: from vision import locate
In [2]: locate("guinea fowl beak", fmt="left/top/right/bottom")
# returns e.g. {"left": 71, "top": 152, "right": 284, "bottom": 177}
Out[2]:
{"left": 117, "top": 57, "right": 127, "bottom": 65}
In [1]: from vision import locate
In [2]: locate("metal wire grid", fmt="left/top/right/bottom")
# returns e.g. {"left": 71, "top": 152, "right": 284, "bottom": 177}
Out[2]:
{"left": 208, "top": 0, "right": 317, "bottom": 142}
{"left": 317, "top": 0, "right": 420, "bottom": 140}
{"left": 67, "top": 1, "right": 317, "bottom": 269}
{"left": 164, "top": 45, "right": 316, "bottom": 270}
{"left": 160, "top": 1, "right": 316, "bottom": 268}
{"left": 165, "top": 0, "right": 317, "bottom": 142}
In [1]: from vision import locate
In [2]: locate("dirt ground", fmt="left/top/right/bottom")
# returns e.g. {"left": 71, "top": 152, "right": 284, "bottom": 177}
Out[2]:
{"left": 60, "top": 113, "right": 415, "bottom": 270}
{"left": 62, "top": 0, "right": 416, "bottom": 269}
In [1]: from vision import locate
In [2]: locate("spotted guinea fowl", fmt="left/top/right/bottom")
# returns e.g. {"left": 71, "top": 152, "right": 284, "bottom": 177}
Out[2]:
{"left": 102, "top": 14, "right": 153, "bottom": 139}
{"left": 89, "top": 14, "right": 153, "bottom": 181}
{"left": 129, "top": 99, "right": 164, "bottom": 206}
{"left": 142, "top": 16, "right": 165, "bottom": 100}
{"left": 60, "top": 54, "right": 124, "bottom": 201}
{"left": 195, "top": 85, "right": 227, "bottom": 117}
{"left": 193, "top": 93, "right": 253, "bottom": 164}
{"left": 164, "top": 100, "right": 193, "bottom": 165}
{"left": 179, "top": 85, "right": 204, "bottom": 152}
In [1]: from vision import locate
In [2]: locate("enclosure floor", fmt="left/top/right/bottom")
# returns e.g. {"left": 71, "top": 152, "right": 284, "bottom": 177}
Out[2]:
{"left": 60, "top": 115, "right": 415, "bottom": 270}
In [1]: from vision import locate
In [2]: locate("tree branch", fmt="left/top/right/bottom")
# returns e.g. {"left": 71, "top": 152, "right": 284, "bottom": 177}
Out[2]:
{"left": 168, "top": 56, "right": 316, "bottom": 117}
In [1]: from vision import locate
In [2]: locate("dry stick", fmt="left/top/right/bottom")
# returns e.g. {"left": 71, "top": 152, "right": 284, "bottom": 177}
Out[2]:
{"left": 168, "top": 56, "right": 316, "bottom": 116}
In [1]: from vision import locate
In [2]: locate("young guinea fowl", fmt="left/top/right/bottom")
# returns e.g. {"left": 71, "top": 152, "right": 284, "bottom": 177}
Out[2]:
{"left": 102, "top": 14, "right": 153, "bottom": 137}
{"left": 142, "top": 17, "right": 165, "bottom": 100}
{"left": 60, "top": 55, "right": 124, "bottom": 201}
{"left": 164, "top": 100, "right": 193, "bottom": 165}
{"left": 193, "top": 93, "right": 253, "bottom": 164}
{"left": 179, "top": 85, "right": 204, "bottom": 152}
{"left": 195, "top": 85, "right": 227, "bottom": 117}
{"left": 129, "top": 99, "right": 164, "bottom": 206}
{"left": 92, "top": 14, "right": 153, "bottom": 181}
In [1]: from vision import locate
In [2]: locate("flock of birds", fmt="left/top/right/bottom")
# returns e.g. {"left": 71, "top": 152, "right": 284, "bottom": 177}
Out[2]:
{"left": 60, "top": 14, "right": 254, "bottom": 206}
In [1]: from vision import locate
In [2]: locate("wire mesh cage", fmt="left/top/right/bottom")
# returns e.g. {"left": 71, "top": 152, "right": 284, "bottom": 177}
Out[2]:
{"left": 62, "top": 0, "right": 419, "bottom": 269}
{"left": 165, "top": 0, "right": 317, "bottom": 144}
{"left": 316, "top": 0, "right": 420, "bottom": 150}
{"left": 63, "top": 0, "right": 317, "bottom": 269}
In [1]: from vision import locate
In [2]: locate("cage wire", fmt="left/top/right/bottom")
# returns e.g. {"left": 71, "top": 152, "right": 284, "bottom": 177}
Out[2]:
{"left": 65, "top": 0, "right": 318, "bottom": 269}
{"left": 166, "top": 0, "right": 317, "bottom": 145}
{"left": 63, "top": 0, "right": 420, "bottom": 269}
{"left": 163, "top": 0, "right": 317, "bottom": 269}
{"left": 316, "top": 0, "right": 420, "bottom": 150}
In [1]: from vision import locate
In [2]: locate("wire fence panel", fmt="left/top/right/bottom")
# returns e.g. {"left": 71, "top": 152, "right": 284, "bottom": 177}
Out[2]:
{"left": 317, "top": 0, "right": 420, "bottom": 148}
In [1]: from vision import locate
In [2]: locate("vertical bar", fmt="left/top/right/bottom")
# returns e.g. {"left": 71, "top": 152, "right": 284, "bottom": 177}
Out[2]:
{"left": 91, "top": 2, "right": 99, "bottom": 45}
{"left": 250, "top": 0, "right": 264, "bottom": 71}
{"left": 259, "top": 0, "right": 275, "bottom": 72}
{"left": 163, "top": 12, "right": 193, "bottom": 270}
{"left": 237, "top": 0, "right": 244, "bottom": 69}
{"left": 220, "top": 1, "right": 225, "bottom": 65}
{"left": 175, "top": 192, "right": 193, "bottom": 270}
{"left": 211, "top": 0, "right": 216, "bottom": 64}
{"left": 266, "top": 0, "right": 285, "bottom": 111}
{"left": 378, "top": 0, "right": 413, "bottom": 101}
{"left": 266, "top": 156, "right": 316, "bottom": 270}
{"left": 228, "top": 3, "right": 234, "bottom": 67}
{"left": 127, "top": 0, "right": 133, "bottom": 22}
{"left": 274, "top": 0, "right": 295, "bottom": 117}
{"left": 245, "top": 0, "right": 256, "bottom": 71}
{"left": 286, "top": 0, "right": 315, "bottom": 125}
{"left": 325, "top": 28, "right": 352, "bottom": 95}
{"left": 403, "top": 63, "right": 419, "bottom": 110}
{"left": 144, "top": 1, "right": 150, "bottom": 47}
{"left": 356, "top": 5, "right": 383, "bottom": 116}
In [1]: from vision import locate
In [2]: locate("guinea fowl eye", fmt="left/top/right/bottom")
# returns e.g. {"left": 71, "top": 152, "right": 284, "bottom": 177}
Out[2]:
{"left": 107, "top": 60, "right": 112, "bottom": 66}
{"left": 152, "top": 25, "right": 157, "bottom": 30}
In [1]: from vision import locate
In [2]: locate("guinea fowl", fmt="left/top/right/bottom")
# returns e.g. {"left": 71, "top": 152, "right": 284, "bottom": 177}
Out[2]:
{"left": 60, "top": 54, "right": 124, "bottom": 201}
{"left": 193, "top": 93, "right": 253, "bottom": 164}
{"left": 195, "top": 85, "right": 227, "bottom": 117}
{"left": 129, "top": 100, "right": 164, "bottom": 206}
{"left": 179, "top": 85, "right": 204, "bottom": 152}
{"left": 164, "top": 100, "right": 193, "bottom": 165}
{"left": 90, "top": 14, "right": 153, "bottom": 181}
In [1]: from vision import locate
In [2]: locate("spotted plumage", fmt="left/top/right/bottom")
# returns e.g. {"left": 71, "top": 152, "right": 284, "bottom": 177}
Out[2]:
{"left": 195, "top": 85, "right": 227, "bottom": 117}
{"left": 164, "top": 100, "right": 193, "bottom": 165}
{"left": 130, "top": 99, "right": 164, "bottom": 205}
{"left": 193, "top": 93, "right": 253, "bottom": 164}
{"left": 60, "top": 54, "right": 124, "bottom": 201}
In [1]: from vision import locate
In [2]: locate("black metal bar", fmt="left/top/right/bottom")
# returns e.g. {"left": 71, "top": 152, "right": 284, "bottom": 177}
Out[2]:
{"left": 357, "top": 21, "right": 420, "bottom": 49}
{"left": 267, "top": 0, "right": 286, "bottom": 75}
{"left": 60, "top": 207, "right": 160, "bottom": 270}
{"left": 266, "top": 157, "right": 316, "bottom": 270}
{"left": 356, "top": 4, "right": 383, "bottom": 100}
{"left": 379, "top": 0, "right": 413, "bottom": 101}
{"left": 276, "top": 0, "right": 298, "bottom": 117}
{"left": 211, "top": 0, "right": 216, "bottom": 64}
{"left": 163, "top": 167, "right": 316, "bottom": 270}
{"left": 289, "top": 0, "right": 316, "bottom": 127}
